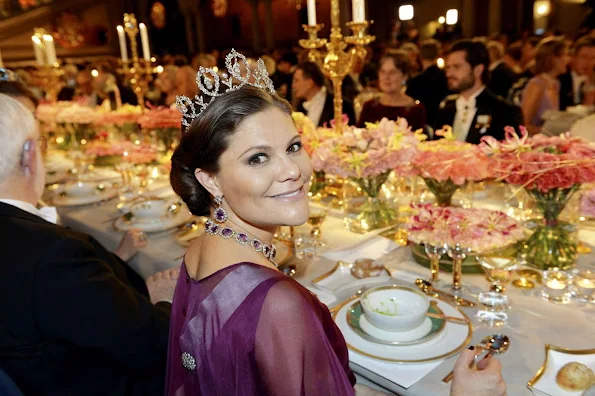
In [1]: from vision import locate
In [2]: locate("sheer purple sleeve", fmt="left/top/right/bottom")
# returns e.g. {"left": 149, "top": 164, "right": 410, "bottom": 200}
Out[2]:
{"left": 255, "top": 280, "right": 356, "bottom": 396}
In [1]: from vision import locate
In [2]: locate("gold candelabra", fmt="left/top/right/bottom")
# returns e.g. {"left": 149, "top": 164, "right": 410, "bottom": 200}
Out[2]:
{"left": 117, "top": 13, "right": 154, "bottom": 110}
{"left": 32, "top": 28, "right": 64, "bottom": 103}
{"left": 299, "top": 0, "right": 375, "bottom": 133}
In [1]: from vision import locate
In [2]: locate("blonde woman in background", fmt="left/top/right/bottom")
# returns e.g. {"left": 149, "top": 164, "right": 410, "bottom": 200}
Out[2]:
{"left": 521, "top": 37, "right": 570, "bottom": 134}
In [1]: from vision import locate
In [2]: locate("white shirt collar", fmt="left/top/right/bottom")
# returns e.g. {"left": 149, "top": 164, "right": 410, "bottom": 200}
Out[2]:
{"left": 572, "top": 70, "right": 587, "bottom": 84}
{"left": 0, "top": 199, "right": 58, "bottom": 224}
{"left": 302, "top": 86, "right": 327, "bottom": 126}
{"left": 303, "top": 86, "right": 326, "bottom": 111}
{"left": 456, "top": 86, "right": 485, "bottom": 108}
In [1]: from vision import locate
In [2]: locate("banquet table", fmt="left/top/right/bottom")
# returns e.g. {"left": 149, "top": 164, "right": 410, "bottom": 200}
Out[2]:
{"left": 55, "top": 191, "right": 595, "bottom": 396}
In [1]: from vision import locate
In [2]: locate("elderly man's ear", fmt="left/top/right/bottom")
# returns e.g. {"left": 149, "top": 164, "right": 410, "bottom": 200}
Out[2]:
{"left": 20, "top": 139, "right": 36, "bottom": 171}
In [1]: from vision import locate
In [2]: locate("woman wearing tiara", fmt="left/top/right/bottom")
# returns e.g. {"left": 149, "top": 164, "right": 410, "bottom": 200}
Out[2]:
{"left": 166, "top": 51, "right": 507, "bottom": 396}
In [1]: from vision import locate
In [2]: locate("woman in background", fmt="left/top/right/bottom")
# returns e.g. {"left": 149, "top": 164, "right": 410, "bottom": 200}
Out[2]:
{"left": 357, "top": 50, "right": 427, "bottom": 131}
{"left": 521, "top": 37, "right": 570, "bottom": 134}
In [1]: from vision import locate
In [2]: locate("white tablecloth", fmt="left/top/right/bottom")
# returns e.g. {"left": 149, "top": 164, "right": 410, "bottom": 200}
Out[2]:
{"left": 56, "top": 194, "right": 595, "bottom": 396}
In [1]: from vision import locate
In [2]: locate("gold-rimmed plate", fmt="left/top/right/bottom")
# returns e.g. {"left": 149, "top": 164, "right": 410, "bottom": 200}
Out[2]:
{"left": 527, "top": 344, "right": 595, "bottom": 396}
{"left": 113, "top": 209, "right": 194, "bottom": 233}
{"left": 332, "top": 295, "right": 472, "bottom": 364}
{"left": 346, "top": 300, "right": 447, "bottom": 346}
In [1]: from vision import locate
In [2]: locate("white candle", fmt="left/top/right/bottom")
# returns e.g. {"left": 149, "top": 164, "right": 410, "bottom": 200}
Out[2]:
{"left": 116, "top": 25, "right": 129, "bottom": 62}
{"left": 32, "top": 36, "right": 45, "bottom": 66}
{"left": 42, "top": 34, "right": 57, "bottom": 65}
{"left": 577, "top": 278, "right": 595, "bottom": 288}
{"left": 307, "top": 0, "right": 317, "bottom": 26}
{"left": 352, "top": 0, "right": 365, "bottom": 22}
{"left": 139, "top": 23, "right": 151, "bottom": 61}
{"left": 0, "top": 49, "right": 4, "bottom": 68}
{"left": 545, "top": 278, "right": 566, "bottom": 290}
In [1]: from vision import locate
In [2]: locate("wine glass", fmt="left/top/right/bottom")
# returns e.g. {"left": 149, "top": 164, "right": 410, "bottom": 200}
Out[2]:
{"left": 476, "top": 254, "right": 521, "bottom": 293}
{"left": 424, "top": 243, "right": 447, "bottom": 286}
{"left": 308, "top": 207, "right": 328, "bottom": 247}
{"left": 445, "top": 243, "right": 472, "bottom": 295}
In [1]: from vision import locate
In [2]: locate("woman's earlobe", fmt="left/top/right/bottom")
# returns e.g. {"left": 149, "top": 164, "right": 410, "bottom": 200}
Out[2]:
{"left": 194, "top": 168, "right": 222, "bottom": 198}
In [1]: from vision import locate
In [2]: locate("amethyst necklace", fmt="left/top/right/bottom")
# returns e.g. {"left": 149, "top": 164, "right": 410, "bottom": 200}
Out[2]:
{"left": 205, "top": 196, "right": 277, "bottom": 263}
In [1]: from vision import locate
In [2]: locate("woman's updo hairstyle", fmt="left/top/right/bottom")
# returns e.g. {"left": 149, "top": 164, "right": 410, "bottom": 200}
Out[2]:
{"left": 170, "top": 85, "right": 292, "bottom": 216}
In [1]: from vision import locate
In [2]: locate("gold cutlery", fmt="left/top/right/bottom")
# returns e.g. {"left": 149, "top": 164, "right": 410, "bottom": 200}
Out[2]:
{"left": 415, "top": 279, "right": 475, "bottom": 307}
{"left": 329, "top": 287, "right": 368, "bottom": 314}
{"left": 428, "top": 301, "right": 469, "bottom": 324}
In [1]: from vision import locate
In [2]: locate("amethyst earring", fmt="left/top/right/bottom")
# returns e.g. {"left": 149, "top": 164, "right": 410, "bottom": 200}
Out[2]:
{"left": 213, "top": 195, "right": 228, "bottom": 223}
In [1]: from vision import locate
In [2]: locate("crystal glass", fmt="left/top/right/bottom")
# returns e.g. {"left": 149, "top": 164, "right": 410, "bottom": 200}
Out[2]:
{"left": 571, "top": 268, "right": 595, "bottom": 302}
{"left": 539, "top": 269, "right": 572, "bottom": 304}
{"left": 476, "top": 292, "right": 509, "bottom": 327}
{"left": 424, "top": 243, "right": 447, "bottom": 286}
{"left": 308, "top": 207, "right": 328, "bottom": 247}
{"left": 476, "top": 255, "right": 521, "bottom": 292}
{"left": 445, "top": 243, "right": 472, "bottom": 294}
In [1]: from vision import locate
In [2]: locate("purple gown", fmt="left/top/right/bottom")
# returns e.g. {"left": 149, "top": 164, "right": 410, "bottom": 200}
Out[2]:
{"left": 165, "top": 262, "right": 356, "bottom": 395}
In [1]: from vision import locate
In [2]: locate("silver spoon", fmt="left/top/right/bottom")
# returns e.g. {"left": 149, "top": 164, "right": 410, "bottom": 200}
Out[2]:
{"left": 442, "top": 334, "right": 510, "bottom": 382}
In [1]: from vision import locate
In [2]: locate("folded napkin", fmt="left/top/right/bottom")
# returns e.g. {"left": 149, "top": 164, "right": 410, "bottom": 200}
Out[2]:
{"left": 305, "top": 286, "right": 337, "bottom": 306}
{"left": 351, "top": 354, "right": 442, "bottom": 389}
{"left": 322, "top": 235, "right": 400, "bottom": 263}
{"left": 344, "top": 268, "right": 445, "bottom": 389}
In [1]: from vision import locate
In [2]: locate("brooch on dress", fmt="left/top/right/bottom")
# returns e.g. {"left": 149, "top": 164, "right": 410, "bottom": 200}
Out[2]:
{"left": 181, "top": 352, "right": 196, "bottom": 370}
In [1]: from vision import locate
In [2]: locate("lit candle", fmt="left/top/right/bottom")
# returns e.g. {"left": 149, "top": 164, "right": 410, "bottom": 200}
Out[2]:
{"left": 577, "top": 279, "right": 595, "bottom": 288}
{"left": 575, "top": 270, "right": 595, "bottom": 299}
{"left": 32, "top": 36, "right": 45, "bottom": 66}
{"left": 307, "top": 0, "right": 317, "bottom": 26}
{"left": 150, "top": 166, "right": 160, "bottom": 179}
{"left": 116, "top": 25, "right": 129, "bottom": 62}
{"left": 139, "top": 23, "right": 151, "bottom": 61}
{"left": 543, "top": 270, "right": 569, "bottom": 300}
{"left": 43, "top": 34, "right": 57, "bottom": 65}
{"left": 545, "top": 278, "right": 566, "bottom": 290}
{"left": 352, "top": 0, "right": 365, "bottom": 23}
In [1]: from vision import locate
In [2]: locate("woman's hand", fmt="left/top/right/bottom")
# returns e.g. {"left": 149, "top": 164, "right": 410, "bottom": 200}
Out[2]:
{"left": 146, "top": 268, "right": 180, "bottom": 304}
{"left": 450, "top": 348, "right": 507, "bottom": 396}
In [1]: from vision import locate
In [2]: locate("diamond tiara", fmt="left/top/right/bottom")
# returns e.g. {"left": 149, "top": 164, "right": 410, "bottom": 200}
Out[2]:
{"left": 175, "top": 49, "right": 276, "bottom": 129}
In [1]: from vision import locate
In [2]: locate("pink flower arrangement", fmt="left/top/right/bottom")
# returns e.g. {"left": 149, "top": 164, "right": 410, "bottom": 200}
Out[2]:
{"left": 312, "top": 117, "right": 423, "bottom": 178}
{"left": 406, "top": 126, "right": 493, "bottom": 185}
{"left": 581, "top": 189, "right": 595, "bottom": 218}
{"left": 137, "top": 106, "right": 182, "bottom": 130}
{"left": 96, "top": 104, "right": 142, "bottom": 126}
{"left": 55, "top": 104, "right": 100, "bottom": 124}
{"left": 480, "top": 127, "right": 595, "bottom": 192}
{"left": 407, "top": 203, "right": 524, "bottom": 253}
{"left": 36, "top": 102, "right": 72, "bottom": 125}
{"left": 85, "top": 140, "right": 158, "bottom": 164}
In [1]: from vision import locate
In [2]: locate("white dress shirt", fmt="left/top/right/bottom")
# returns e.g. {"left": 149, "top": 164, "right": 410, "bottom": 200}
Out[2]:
{"left": 302, "top": 86, "right": 327, "bottom": 127}
{"left": 452, "top": 87, "right": 485, "bottom": 142}
{"left": 572, "top": 71, "right": 587, "bottom": 105}
{"left": 0, "top": 199, "right": 58, "bottom": 224}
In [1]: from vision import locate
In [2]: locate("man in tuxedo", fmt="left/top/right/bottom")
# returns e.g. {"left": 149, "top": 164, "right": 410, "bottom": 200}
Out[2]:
{"left": 559, "top": 36, "right": 595, "bottom": 110}
{"left": 406, "top": 39, "right": 449, "bottom": 126}
{"left": 434, "top": 39, "right": 524, "bottom": 144}
{"left": 0, "top": 93, "right": 175, "bottom": 395}
{"left": 293, "top": 61, "right": 356, "bottom": 127}
{"left": 487, "top": 40, "right": 519, "bottom": 99}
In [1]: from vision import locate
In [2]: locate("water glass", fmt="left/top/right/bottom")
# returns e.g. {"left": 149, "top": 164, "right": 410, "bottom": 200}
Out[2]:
{"left": 476, "top": 292, "right": 509, "bottom": 327}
